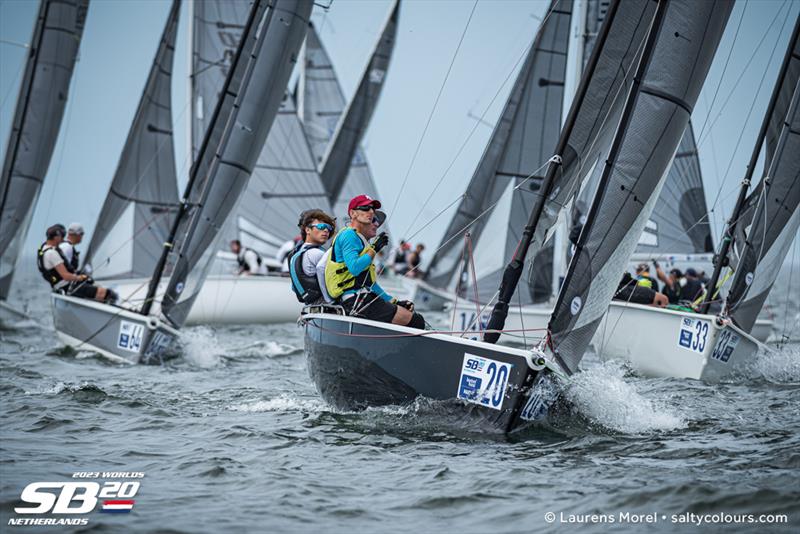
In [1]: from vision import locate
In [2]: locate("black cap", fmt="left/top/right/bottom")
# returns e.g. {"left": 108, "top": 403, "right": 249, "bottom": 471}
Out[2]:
{"left": 46, "top": 224, "right": 65, "bottom": 239}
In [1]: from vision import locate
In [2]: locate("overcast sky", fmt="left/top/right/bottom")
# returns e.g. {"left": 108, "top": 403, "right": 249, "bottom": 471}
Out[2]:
{"left": 1, "top": 0, "right": 799, "bottom": 274}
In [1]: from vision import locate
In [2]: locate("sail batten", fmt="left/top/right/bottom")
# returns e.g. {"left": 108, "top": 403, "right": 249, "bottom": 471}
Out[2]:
{"left": 0, "top": 0, "right": 89, "bottom": 300}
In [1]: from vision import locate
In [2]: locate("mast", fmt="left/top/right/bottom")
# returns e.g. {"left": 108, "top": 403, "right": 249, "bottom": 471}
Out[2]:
{"left": 141, "top": 0, "right": 265, "bottom": 316}
{"left": 482, "top": 0, "right": 621, "bottom": 344}
{"left": 701, "top": 16, "right": 800, "bottom": 313}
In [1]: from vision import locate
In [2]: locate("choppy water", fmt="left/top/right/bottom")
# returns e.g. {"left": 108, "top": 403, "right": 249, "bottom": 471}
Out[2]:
{"left": 1, "top": 269, "right": 799, "bottom": 533}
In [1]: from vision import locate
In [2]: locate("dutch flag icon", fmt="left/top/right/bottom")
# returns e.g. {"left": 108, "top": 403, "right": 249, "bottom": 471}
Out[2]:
{"left": 101, "top": 500, "right": 135, "bottom": 513}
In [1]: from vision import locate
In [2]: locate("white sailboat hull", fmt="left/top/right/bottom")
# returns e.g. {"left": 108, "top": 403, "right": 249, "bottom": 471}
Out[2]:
{"left": 449, "top": 301, "right": 551, "bottom": 343}
{"left": 103, "top": 275, "right": 302, "bottom": 325}
{"left": 593, "top": 301, "right": 761, "bottom": 382}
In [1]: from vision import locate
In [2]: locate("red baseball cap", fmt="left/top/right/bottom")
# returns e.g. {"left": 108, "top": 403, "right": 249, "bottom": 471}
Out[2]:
{"left": 348, "top": 194, "right": 381, "bottom": 211}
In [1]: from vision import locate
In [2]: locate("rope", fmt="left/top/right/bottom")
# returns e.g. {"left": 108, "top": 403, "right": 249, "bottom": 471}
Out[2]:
{"left": 304, "top": 317, "right": 546, "bottom": 339}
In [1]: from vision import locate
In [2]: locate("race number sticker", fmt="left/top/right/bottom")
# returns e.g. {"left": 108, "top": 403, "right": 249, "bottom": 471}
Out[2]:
{"left": 711, "top": 329, "right": 740, "bottom": 363}
{"left": 677, "top": 317, "right": 711, "bottom": 354}
{"left": 117, "top": 321, "right": 144, "bottom": 353}
{"left": 457, "top": 354, "right": 512, "bottom": 410}
{"left": 142, "top": 331, "right": 174, "bottom": 361}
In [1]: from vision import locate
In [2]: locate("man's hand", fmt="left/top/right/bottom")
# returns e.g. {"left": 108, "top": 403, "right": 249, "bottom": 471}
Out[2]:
{"left": 397, "top": 300, "right": 415, "bottom": 312}
{"left": 372, "top": 232, "right": 389, "bottom": 253}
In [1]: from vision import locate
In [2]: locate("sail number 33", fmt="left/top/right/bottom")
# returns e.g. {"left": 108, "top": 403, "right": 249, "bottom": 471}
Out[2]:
{"left": 677, "top": 317, "right": 711, "bottom": 354}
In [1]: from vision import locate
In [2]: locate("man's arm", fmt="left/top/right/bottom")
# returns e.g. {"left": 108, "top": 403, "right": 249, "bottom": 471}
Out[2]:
{"left": 54, "top": 263, "right": 83, "bottom": 282}
{"left": 340, "top": 232, "right": 374, "bottom": 275}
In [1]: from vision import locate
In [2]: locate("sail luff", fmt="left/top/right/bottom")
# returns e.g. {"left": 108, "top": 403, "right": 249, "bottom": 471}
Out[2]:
{"left": 0, "top": 0, "right": 89, "bottom": 300}
{"left": 548, "top": 0, "right": 734, "bottom": 373}
{"left": 83, "top": 0, "right": 181, "bottom": 279}
{"left": 317, "top": 0, "right": 399, "bottom": 206}
{"left": 702, "top": 15, "right": 800, "bottom": 312}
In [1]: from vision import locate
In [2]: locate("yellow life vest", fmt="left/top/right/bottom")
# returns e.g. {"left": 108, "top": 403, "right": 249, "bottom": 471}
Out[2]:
{"left": 323, "top": 228, "right": 376, "bottom": 300}
{"left": 636, "top": 276, "right": 653, "bottom": 289}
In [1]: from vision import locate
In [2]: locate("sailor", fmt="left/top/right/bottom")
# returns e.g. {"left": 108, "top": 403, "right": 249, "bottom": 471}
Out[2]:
{"left": 405, "top": 243, "right": 425, "bottom": 278}
{"left": 613, "top": 272, "right": 668, "bottom": 307}
{"left": 635, "top": 263, "right": 660, "bottom": 292}
{"left": 229, "top": 240, "right": 266, "bottom": 275}
{"left": 681, "top": 268, "right": 705, "bottom": 304}
{"left": 289, "top": 209, "right": 335, "bottom": 304}
{"left": 59, "top": 222, "right": 84, "bottom": 273}
{"left": 276, "top": 235, "right": 301, "bottom": 273}
{"left": 654, "top": 263, "right": 682, "bottom": 304}
{"left": 37, "top": 225, "right": 116, "bottom": 303}
{"left": 390, "top": 240, "right": 410, "bottom": 274}
{"left": 323, "top": 195, "right": 425, "bottom": 329}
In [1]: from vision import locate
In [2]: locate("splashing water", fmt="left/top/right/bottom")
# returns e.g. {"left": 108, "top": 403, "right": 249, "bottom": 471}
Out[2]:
{"left": 180, "top": 327, "right": 225, "bottom": 368}
{"left": 229, "top": 393, "right": 328, "bottom": 413}
{"left": 564, "top": 361, "right": 685, "bottom": 434}
{"left": 752, "top": 344, "right": 800, "bottom": 384}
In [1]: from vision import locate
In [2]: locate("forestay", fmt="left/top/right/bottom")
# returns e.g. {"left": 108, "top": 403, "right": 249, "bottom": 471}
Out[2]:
{"left": 548, "top": 0, "right": 733, "bottom": 373}
{"left": 83, "top": 0, "right": 180, "bottom": 279}
{"left": 315, "top": 1, "right": 399, "bottom": 221}
{"left": 159, "top": 0, "right": 314, "bottom": 326}
{"left": 0, "top": 0, "right": 88, "bottom": 299}
{"left": 726, "top": 43, "right": 800, "bottom": 332}
{"left": 193, "top": 0, "right": 329, "bottom": 260}
{"left": 425, "top": 0, "right": 573, "bottom": 304}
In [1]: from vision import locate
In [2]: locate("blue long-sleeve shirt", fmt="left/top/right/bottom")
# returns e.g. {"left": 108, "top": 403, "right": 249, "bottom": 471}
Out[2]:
{"left": 334, "top": 227, "right": 392, "bottom": 302}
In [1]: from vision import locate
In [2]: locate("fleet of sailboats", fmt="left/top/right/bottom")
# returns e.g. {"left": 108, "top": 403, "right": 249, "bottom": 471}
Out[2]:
{"left": 1, "top": 0, "right": 797, "bottom": 433}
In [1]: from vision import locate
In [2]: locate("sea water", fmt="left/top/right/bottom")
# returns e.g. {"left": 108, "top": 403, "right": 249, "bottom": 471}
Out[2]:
{"left": 1, "top": 269, "right": 798, "bottom": 533}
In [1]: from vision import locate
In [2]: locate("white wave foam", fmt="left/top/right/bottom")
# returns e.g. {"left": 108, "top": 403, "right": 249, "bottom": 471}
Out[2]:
{"left": 565, "top": 361, "right": 685, "bottom": 434}
{"left": 180, "top": 327, "right": 224, "bottom": 368}
{"left": 229, "top": 393, "right": 328, "bottom": 413}
{"left": 752, "top": 344, "right": 800, "bottom": 384}
{"left": 232, "top": 340, "right": 300, "bottom": 358}
{"left": 25, "top": 382, "right": 69, "bottom": 395}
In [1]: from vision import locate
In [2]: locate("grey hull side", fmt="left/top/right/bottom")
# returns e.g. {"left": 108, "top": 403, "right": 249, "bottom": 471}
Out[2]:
{"left": 51, "top": 294, "right": 178, "bottom": 364}
{"left": 303, "top": 314, "right": 545, "bottom": 432}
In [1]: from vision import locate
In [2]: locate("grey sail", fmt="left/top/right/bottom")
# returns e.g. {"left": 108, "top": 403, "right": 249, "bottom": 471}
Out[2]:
{"left": 193, "top": 1, "right": 330, "bottom": 260}
{"left": 299, "top": 23, "right": 382, "bottom": 224}
{"left": 82, "top": 0, "right": 180, "bottom": 279}
{"left": 425, "top": 0, "right": 573, "bottom": 304}
{"left": 726, "top": 62, "right": 800, "bottom": 331}
{"left": 548, "top": 0, "right": 733, "bottom": 374}
{"left": 583, "top": 0, "right": 611, "bottom": 69}
{"left": 160, "top": 0, "right": 314, "bottom": 326}
{"left": 0, "top": 0, "right": 88, "bottom": 300}
{"left": 314, "top": 1, "right": 399, "bottom": 220}
{"left": 635, "top": 120, "right": 714, "bottom": 255}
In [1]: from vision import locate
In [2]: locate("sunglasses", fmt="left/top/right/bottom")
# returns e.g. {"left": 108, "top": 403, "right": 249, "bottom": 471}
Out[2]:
{"left": 354, "top": 205, "right": 375, "bottom": 212}
{"left": 371, "top": 217, "right": 382, "bottom": 225}
{"left": 309, "top": 223, "right": 333, "bottom": 232}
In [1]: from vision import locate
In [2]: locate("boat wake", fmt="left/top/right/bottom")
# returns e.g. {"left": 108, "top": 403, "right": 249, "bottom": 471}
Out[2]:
{"left": 180, "top": 327, "right": 225, "bottom": 368}
{"left": 561, "top": 361, "right": 686, "bottom": 434}
{"left": 229, "top": 393, "right": 328, "bottom": 413}
{"left": 750, "top": 344, "right": 800, "bottom": 384}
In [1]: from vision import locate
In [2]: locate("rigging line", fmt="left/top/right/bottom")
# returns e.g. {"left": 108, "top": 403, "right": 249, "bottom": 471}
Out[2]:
{"left": 0, "top": 44, "right": 28, "bottom": 113}
{"left": 694, "top": 0, "right": 748, "bottom": 144}
{"left": 696, "top": 0, "right": 791, "bottom": 148}
{"left": 400, "top": 3, "right": 563, "bottom": 242}
{"left": 706, "top": 10, "right": 790, "bottom": 217}
{"left": 780, "top": 237, "right": 798, "bottom": 345}
{"left": 385, "top": 0, "right": 479, "bottom": 225}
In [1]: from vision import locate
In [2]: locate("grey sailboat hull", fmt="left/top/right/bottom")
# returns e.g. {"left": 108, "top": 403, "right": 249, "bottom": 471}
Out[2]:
{"left": 51, "top": 294, "right": 179, "bottom": 364}
{"left": 302, "top": 313, "right": 560, "bottom": 433}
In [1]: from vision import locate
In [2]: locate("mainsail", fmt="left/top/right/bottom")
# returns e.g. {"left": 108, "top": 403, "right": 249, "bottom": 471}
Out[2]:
{"left": 152, "top": 0, "right": 314, "bottom": 325}
{"left": 83, "top": 0, "right": 180, "bottom": 279}
{"left": 548, "top": 0, "right": 733, "bottom": 373}
{"left": 0, "top": 0, "right": 88, "bottom": 299}
{"left": 314, "top": 1, "right": 399, "bottom": 220}
{"left": 725, "top": 25, "right": 800, "bottom": 332}
{"left": 635, "top": 121, "right": 714, "bottom": 255}
{"left": 192, "top": 0, "right": 329, "bottom": 260}
{"left": 425, "top": 0, "right": 574, "bottom": 304}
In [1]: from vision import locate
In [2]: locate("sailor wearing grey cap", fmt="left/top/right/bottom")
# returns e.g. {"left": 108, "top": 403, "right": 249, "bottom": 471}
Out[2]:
{"left": 59, "top": 222, "right": 85, "bottom": 273}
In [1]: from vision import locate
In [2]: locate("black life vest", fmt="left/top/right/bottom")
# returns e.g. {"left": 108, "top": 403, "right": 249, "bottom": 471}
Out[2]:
{"left": 37, "top": 242, "right": 70, "bottom": 288}
{"left": 237, "top": 247, "right": 262, "bottom": 271}
{"left": 290, "top": 244, "right": 322, "bottom": 304}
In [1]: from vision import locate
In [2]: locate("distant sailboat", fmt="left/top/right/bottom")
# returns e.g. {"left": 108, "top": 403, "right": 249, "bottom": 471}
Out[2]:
{"left": 51, "top": 0, "right": 314, "bottom": 362}
{"left": 0, "top": 0, "right": 88, "bottom": 320}
{"left": 593, "top": 16, "right": 799, "bottom": 380}
{"left": 302, "top": 0, "right": 732, "bottom": 433}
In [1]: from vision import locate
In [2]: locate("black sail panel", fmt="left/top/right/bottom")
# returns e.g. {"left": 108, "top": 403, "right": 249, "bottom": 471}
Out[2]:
{"left": 549, "top": 0, "right": 733, "bottom": 373}
{"left": 83, "top": 0, "right": 180, "bottom": 279}
{"left": 0, "top": 0, "right": 89, "bottom": 299}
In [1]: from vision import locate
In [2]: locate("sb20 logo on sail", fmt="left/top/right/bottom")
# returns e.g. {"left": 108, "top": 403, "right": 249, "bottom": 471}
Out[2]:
{"left": 14, "top": 479, "right": 141, "bottom": 515}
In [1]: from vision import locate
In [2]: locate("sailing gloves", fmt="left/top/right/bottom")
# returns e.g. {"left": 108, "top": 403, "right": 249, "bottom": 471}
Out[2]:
{"left": 397, "top": 300, "right": 415, "bottom": 312}
{"left": 372, "top": 232, "right": 389, "bottom": 254}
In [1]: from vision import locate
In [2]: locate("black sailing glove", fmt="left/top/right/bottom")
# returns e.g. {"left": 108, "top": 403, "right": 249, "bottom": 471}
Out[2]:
{"left": 397, "top": 300, "right": 415, "bottom": 312}
{"left": 372, "top": 232, "right": 389, "bottom": 254}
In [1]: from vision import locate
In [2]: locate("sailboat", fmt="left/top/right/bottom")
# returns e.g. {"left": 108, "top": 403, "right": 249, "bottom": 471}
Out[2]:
{"left": 51, "top": 0, "right": 314, "bottom": 363}
{"left": 594, "top": 17, "right": 799, "bottom": 381}
{"left": 302, "top": 0, "right": 732, "bottom": 432}
{"left": 162, "top": 0, "right": 400, "bottom": 326}
{"left": 0, "top": 0, "right": 88, "bottom": 321}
